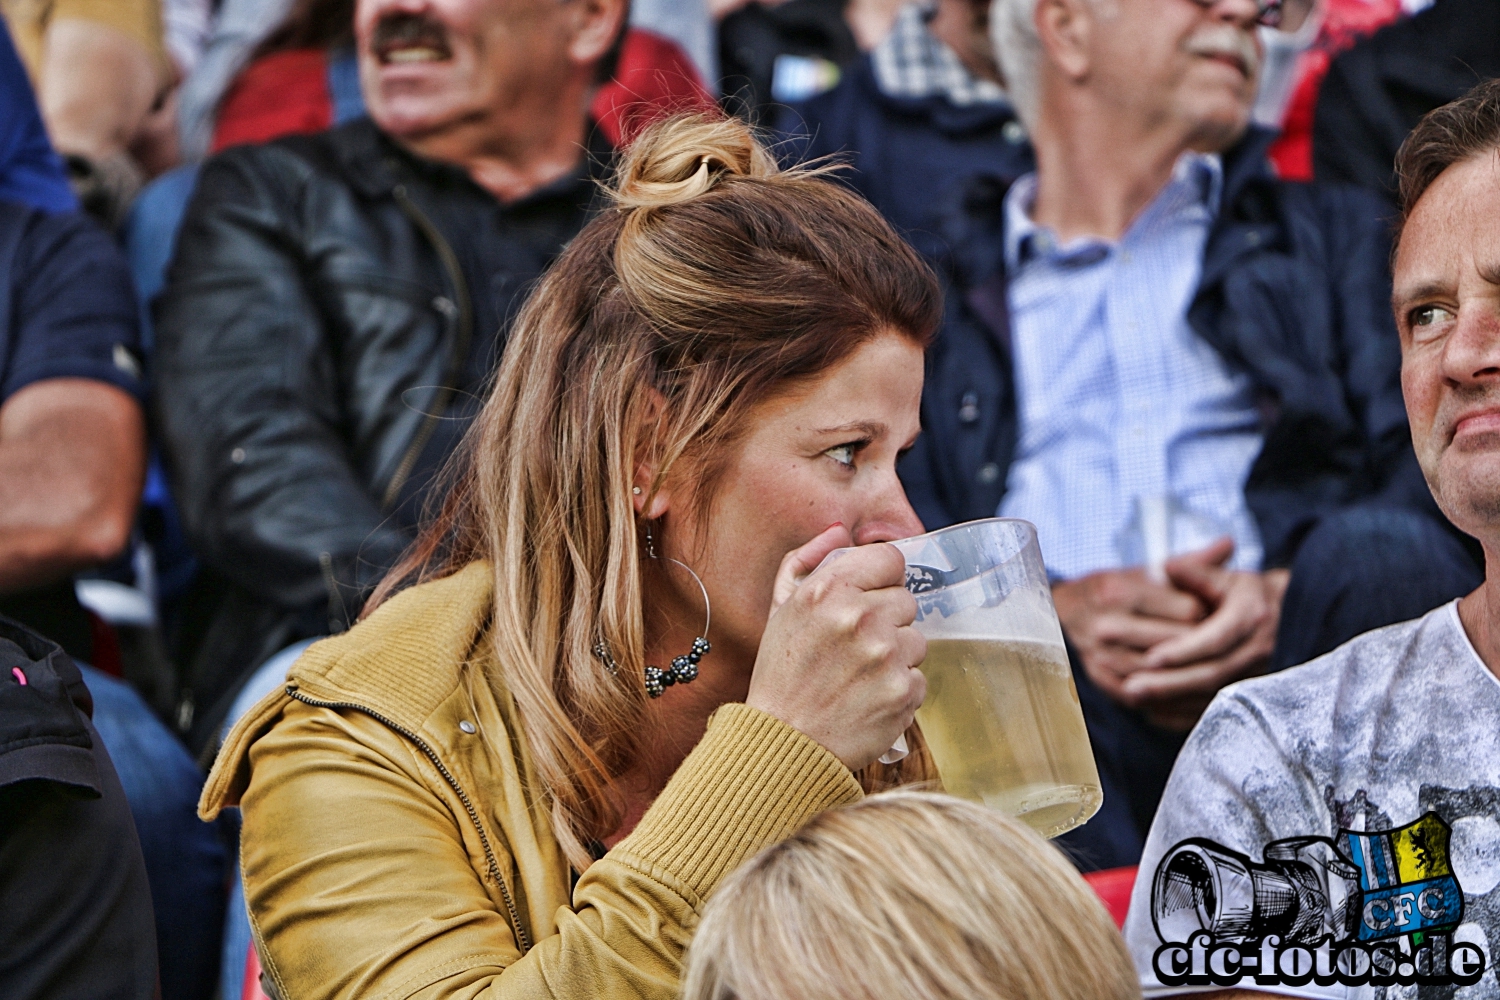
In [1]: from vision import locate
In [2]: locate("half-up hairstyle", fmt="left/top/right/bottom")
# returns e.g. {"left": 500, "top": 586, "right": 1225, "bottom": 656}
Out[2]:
{"left": 369, "top": 114, "right": 944, "bottom": 870}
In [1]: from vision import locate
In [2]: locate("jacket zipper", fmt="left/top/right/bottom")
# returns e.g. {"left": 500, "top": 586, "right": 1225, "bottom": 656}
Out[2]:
{"left": 284, "top": 686, "right": 534, "bottom": 954}
{"left": 381, "top": 184, "right": 474, "bottom": 512}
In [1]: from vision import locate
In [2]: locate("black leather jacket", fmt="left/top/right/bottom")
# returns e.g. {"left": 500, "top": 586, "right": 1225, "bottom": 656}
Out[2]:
{"left": 156, "top": 118, "right": 606, "bottom": 750}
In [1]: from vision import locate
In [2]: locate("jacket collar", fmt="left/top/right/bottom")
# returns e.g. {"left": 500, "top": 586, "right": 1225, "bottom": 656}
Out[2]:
{"left": 200, "top": 561, "right": 498, "bottom": 816}
{"left": 1198, "top": 125, "right": 1286, "bottom": 293}
{"left": 945, "top": 123, "right": 1284, "bottom": 289}
{"left": 853, "top": 55, "right": 1022, "bottom": 137}
{"left": 287, "top": 561, "right": 495, "bottom": 721}
{"left": 325, "top": 116, "right": 615, "bottom": 205}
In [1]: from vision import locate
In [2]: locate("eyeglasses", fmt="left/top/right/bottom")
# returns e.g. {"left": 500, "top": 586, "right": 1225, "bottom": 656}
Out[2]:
{"left": 1187, "top": 0, "right": 1283, "bottom": 28}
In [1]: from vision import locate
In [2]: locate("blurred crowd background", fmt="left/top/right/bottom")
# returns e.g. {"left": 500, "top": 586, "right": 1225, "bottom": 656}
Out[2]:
{"left": 3, "top": 0, "right": 1499, "bottom": 996}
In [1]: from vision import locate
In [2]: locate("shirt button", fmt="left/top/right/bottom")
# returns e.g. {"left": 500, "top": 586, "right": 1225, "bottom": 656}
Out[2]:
{"left": 230, "top": 447, "right": 246, "bottom": 464}
{"left": 1002, "top": 121, "right": 1026, "bottom": 144}
{"left": 976, "top": 462, "right": 1000, "bottom": 484}
{"left": 459, "top": 721, "right": 476, "bottom": 734}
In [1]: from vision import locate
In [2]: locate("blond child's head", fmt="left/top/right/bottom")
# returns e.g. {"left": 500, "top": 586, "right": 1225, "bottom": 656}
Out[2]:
{"left": 682, "top": 790, "right": 1140, "bottom": 1000}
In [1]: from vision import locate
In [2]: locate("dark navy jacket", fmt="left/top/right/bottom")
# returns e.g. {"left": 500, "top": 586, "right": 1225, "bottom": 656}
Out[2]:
{"left": 902, "top": 128, "right": 1427, "bottom": 568}
{"left": 774, "top": 55, "right": 1035, "bottom": 267}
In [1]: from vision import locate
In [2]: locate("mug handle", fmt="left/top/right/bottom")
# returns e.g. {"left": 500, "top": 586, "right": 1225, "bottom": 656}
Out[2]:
{"left": 878, "top": 732, "right": 909, "bottom": 765}
{"left": 808, "top": 546, "right": 910, "bottom": 766}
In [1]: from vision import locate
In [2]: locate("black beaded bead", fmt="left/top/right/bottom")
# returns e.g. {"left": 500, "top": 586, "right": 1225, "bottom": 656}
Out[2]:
{"left": 644, "top": 636, "right": 709, "bottom": 695}
{"left": 644, "top": 665, "right": 666, "bottom": 698}
{"left": 591, "top": 641, "right": 620, "bottom": 676}
{"left": 671, "top": 655, "right": 698, "bottom": 683}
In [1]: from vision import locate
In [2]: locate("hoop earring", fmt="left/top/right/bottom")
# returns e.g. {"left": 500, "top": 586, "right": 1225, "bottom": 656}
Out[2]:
{"left": 592, "top": 519, "right": 713, "bottom": 698}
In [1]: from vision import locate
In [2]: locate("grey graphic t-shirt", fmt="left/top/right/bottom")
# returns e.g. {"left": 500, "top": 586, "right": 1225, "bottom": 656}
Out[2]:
{"left": 1123, "top": 602, "right": 1500, "bottom": 999}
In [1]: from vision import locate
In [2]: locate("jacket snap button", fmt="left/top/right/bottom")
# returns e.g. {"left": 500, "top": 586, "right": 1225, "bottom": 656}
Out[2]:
{"left": 459, "top": 720, "right": 476, "bottom": 734}
{"left": 1002, "top": 121, "right": 1026, "bottom": 144}
{"left": 958, "top": 391, "right": 980, "bottom": 424}
{"left": 977, "top": 462, "right": 1000, "bottom": 484}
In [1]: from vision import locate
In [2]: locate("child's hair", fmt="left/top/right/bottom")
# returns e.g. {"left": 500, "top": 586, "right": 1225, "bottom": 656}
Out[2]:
{"left": 682, "top": 790, "right": 1142, "bottom": 1000}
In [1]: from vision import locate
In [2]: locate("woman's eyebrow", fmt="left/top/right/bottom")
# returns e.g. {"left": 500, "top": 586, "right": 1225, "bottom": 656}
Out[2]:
{"left": 812, "top": 420, "right": 887, "bottom": 440}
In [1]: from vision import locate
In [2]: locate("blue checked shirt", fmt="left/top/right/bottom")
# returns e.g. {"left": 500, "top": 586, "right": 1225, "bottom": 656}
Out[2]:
{"left": 996, "top": 154, "right": 1266, "bottom": 580}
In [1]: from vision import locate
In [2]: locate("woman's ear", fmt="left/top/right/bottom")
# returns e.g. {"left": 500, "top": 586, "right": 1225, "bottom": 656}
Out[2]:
{"left": 632, "top": 468, "right": 672, "bottom": 519}
{"left": 632, "top": 387, "right": 672, "bottom": 519}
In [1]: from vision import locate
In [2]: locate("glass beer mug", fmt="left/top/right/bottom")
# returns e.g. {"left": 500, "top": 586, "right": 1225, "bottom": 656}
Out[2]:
{"left": 893, "top": 518, "right": 1102, "bottom": 838}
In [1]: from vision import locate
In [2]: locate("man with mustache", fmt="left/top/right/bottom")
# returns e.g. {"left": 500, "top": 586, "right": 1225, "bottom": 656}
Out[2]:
{"left": 154, "top": 0, "right": 627, "bottom": 752}
{"left": 898, "top": 0, "right": 1480, "bottom": 868}
{"left": 1123, "top": 80, "right": 1500, "bottom": 998}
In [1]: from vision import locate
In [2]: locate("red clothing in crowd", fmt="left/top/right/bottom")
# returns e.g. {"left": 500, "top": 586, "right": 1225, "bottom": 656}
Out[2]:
{"left": 1266, "top": 0, "right": 1403, "bottom": 180}
{"left": 211, "top": 28, "right": 715, "bottom": 154}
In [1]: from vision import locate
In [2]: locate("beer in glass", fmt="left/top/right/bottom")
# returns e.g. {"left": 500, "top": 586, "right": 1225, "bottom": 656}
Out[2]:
{"left": 893, "top": 519, "right": 1101, "bottom": 838}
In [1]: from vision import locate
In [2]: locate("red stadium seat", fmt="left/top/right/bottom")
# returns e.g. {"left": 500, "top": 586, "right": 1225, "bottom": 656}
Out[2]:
{"left": 243, "top": 947, "right": 269, "bottom": 1000}
{"left": 1084, "top": 865, "right": 1138, "bottom": 929}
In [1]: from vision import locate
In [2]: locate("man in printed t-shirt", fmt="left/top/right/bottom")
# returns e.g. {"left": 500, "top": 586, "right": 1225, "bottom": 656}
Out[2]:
{"left": 1122, "top": 80, "right": 1500, "bottom": 999}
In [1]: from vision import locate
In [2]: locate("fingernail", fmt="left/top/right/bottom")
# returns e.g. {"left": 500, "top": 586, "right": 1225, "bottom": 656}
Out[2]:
{"left": 824, "top": 522, "right": 844, "bottom": 532}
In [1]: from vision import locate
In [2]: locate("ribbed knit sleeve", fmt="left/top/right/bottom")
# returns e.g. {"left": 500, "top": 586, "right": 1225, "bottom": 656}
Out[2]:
{"left": 610, "top": 703, "right": 864, "bottom": 902}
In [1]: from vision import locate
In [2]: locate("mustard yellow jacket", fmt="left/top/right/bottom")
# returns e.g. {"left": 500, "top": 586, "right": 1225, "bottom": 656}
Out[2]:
{"left": 200, "top": 562, "right": 864, "bottom": 1000}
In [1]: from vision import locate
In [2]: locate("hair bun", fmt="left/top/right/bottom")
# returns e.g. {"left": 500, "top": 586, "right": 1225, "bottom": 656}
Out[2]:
{"left": 611, "top": 114, "right": 779, "bottom": 210}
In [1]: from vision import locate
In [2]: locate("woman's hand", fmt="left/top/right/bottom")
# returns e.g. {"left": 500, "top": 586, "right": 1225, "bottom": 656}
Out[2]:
{"left": 746, "top": 524, "right": 927, "bottom": 771}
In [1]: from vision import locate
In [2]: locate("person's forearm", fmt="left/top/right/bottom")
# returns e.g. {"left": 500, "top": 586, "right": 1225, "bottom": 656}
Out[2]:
{"left": 0, "top": 381, "right": 145, "bottom": 593}
{"left": 38, "top": 18, "right": 161, "bottom": 159}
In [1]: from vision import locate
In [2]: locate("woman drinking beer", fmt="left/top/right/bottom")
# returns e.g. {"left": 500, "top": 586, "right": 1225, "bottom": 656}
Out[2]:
{"left": 200, "top": 114, "right": 944, "bottom": 999}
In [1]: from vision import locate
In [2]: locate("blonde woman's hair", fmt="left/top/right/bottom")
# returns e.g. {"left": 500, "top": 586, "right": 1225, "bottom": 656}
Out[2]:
{"left": 367, "top": 114, "right": 945, "bottom": 871}
{"left": 682, "top": 791, "right": 1142, "bottom": 1000}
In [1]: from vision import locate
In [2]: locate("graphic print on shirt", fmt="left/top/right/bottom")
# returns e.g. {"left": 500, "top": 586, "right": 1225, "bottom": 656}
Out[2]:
{"left": 1147, "top": 811, "right": 1487, "bottom": 989}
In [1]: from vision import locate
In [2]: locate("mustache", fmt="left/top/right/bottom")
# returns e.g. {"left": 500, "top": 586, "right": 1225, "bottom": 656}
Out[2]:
{"left": 1184, "top": 25, "right": 1261, "bottom": 79}
{"left": 369, "top": 12, "right": 451, "bottom": 54}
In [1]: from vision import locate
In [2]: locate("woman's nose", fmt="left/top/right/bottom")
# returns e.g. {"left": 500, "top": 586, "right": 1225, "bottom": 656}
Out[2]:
{"left": 851, "top": 478, "right": 926, "bottom": 545}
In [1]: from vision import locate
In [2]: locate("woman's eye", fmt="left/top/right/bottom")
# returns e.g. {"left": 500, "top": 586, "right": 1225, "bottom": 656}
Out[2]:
{"left": 824, "top": 443, "right": 857, "bottom": 468}
{"left": 1411, "top": 304, "right": 1456, "bottom": 328}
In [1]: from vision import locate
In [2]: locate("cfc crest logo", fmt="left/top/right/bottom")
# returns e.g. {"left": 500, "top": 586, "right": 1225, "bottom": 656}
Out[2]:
{"left": 1150, "top": 813, "right": 1485, "bottom": 988}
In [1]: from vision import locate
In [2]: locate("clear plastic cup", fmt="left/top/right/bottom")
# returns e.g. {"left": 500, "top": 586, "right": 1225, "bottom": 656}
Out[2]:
{"left": 893, "top": 518, "right": 1102, "bottom": 838}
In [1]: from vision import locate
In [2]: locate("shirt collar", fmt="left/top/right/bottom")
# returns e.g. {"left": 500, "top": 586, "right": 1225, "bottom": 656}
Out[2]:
{"left": 1003, "top": 151, "right": 1223, "bottom": 272}
{"left": 871, "top": 3, "right": 1010, "bottom": 108}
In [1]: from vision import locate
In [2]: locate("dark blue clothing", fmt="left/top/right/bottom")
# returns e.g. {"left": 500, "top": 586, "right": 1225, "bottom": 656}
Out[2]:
{"left": 774, "top": 55, "right": 1034, "bottom": 266}
{"left": 82, "top": 666, "right": 229, "bottom": 1000}
{"left": 0, "top": 21, "right": 76, "bottom": 214}
{"left": 0, "top": 202, "right": 143, "bottom": 656}
{"left": 1, "top": 202, "right": 143, "bottom": 403}
{"left": 902, "top": 128, "right": 1427, "bottom": 569}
